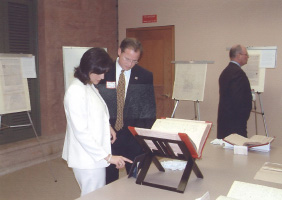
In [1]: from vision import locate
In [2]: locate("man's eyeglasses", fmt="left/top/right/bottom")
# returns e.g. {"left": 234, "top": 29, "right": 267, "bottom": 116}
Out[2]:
{"left": 122, "top": 56, "right": 138, "bottom": 65}
{"left": 240, "top": 53, "right": 249, "bottom": 57}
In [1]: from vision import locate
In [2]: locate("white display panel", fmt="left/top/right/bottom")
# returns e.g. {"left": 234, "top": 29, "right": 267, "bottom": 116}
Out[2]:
{"left": 0, "top": 55, "right": 31, "bottom": 114}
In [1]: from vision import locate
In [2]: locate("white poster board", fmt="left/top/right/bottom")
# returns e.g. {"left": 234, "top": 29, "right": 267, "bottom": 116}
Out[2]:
{"left": 62, "top": 46, "right": 108, "bottom": 90}
{"left": 62, "top": 46, "right": 92, "bottom": 91}
{"left": 242, "top": 46, "right": 277, "bottom": 93}
{"left": 172, "top": 63, "right": 207, "bottom": 101}
{"left": 0, "top": 54, "right": 31, "bottom": 114}
{"left": 242, "top": 51, "right": 266, "bottom": 93}
{"left": 20, "top": 55, "right": 37, "bottom": 78}
{"left": 252, "top": 46, "right": 277, "bottom": 69}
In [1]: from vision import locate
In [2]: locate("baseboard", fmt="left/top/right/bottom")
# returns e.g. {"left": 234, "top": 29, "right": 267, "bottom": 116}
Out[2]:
{"left": 0, "top": 133, "right": 65, "bottom": 176}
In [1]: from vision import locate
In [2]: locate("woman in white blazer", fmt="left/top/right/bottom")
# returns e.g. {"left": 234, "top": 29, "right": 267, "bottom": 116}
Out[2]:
{"left": 62, "top": 48, "right": 132, "bottom": 196}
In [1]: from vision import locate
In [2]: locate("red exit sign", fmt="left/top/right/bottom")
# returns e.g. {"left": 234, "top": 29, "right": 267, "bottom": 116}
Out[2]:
{"left": 142, "top": 15, "right": 157, "bottom": 23}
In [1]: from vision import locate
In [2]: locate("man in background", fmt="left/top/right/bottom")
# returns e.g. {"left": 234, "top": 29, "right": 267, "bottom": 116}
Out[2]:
{"left": 97, "top": 38, "right": 156, "bottom": 184}
{"left": 217, "top": 44, "right": 252, "bottom": 139}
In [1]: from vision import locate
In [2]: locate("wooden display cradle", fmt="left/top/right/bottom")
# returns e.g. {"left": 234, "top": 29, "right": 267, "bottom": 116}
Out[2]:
{"left": 128, "top": 122, "right": 212, "bottom": 193}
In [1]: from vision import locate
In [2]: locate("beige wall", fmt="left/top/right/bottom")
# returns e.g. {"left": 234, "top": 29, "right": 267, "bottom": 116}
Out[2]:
{"left": 118, "top": 0, "right": 282, "bottom": 139}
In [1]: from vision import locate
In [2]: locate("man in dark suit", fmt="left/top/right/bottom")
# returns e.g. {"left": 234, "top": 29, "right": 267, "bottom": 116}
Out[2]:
{"left": 217, "top": 44, "right": 252, "bottom": 139}
{"left": 97, "top": 38, "right": 156, "bottom": 184}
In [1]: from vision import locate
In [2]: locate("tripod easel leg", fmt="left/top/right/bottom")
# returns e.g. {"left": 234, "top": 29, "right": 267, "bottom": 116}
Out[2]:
{"left": 1, "top": 111, "right": 57, "bottom": 182}
{"left": 257, "top": 93, "right": 269, "bottom": 137}
{"left": 171, "top": 100, "right": 179, "bottom": 118}
{"left": 171, "top": 100, "right": 201, "bottom": 121}
{"left": 27, "top": 111, "right": 57, "bottom": 182}
{"left": 193, "top": 101, "right": 200, "bottom": 120}
{"left": 253, "top": 99, "right": 258, "bottom": 135}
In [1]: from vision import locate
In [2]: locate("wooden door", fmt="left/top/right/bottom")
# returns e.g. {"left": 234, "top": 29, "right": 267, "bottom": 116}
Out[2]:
{"left": 126, "top": 26, "right": 175, "bottom": 118}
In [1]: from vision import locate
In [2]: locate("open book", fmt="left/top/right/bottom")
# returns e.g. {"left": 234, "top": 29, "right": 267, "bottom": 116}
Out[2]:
{"left": 131, "top": 118, "right": 212, "bottom": 158}
{"left": 223, "top": 134, "right": 274, "bottom": 147}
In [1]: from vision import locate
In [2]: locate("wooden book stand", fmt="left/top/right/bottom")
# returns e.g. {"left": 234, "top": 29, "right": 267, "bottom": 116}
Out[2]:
{"left": 128, "top": 126, "right": 204, "bottom": 193}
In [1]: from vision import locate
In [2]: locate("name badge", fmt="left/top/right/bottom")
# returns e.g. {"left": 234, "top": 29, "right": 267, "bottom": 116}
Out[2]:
{"left": 106, "top": 81, "right": 116, "bottom": 89}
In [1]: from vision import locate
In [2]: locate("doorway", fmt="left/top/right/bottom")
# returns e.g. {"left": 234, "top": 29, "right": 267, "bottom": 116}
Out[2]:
{"left": 126, "top": 25, "right": 175, "bottom": 118}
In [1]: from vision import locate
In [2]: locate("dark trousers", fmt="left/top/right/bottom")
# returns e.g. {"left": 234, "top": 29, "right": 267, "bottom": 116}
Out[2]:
{"left": 106, "top": 128, "right": 143, "bottom": 184}
{"left": 217, "top": 117, "right": 248, "bottom": 139}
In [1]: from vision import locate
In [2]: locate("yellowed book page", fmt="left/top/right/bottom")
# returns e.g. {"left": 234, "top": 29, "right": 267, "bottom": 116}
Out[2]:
{"left": 224, "top": 134, "right": 249, "bottom": 146}
{"left": 247, "top": 135, "right": 274, "bottom": 145}
{"left": 225, "top": 134, "right": 274, "bottom": 147}
{"left": 151, "top": 118, "right": 208, "bottom": 151}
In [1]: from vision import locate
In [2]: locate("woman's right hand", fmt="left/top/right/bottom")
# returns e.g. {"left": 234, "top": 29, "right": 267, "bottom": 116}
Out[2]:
{"left": 106, "top": 155, "right": 133, "bottom": 169}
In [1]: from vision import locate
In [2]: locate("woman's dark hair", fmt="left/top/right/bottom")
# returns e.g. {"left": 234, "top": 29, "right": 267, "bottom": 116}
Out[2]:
{"left": 74, "top": 47, "right": 113, "bottom": 84}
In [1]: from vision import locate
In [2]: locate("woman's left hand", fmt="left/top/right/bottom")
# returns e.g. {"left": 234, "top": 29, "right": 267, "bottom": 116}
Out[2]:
{"left": 110, "top": 126, "right": 117, "bottom": 144}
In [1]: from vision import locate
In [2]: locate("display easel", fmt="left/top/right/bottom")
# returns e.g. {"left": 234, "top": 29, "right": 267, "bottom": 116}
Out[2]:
{"left": 0, "top": 111, "right": 57, "bottom": 182}
{"left": 170, "top": 60, "right": 214, "bottom": 120}
{"left": 128, "top": 126, "right": 204, "bottom": 193}
{"left": 252, "top": 92, "right": 269, "bottom": 137}
{"left": 171, "top": 99, "right": 201, "bottom": 120}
